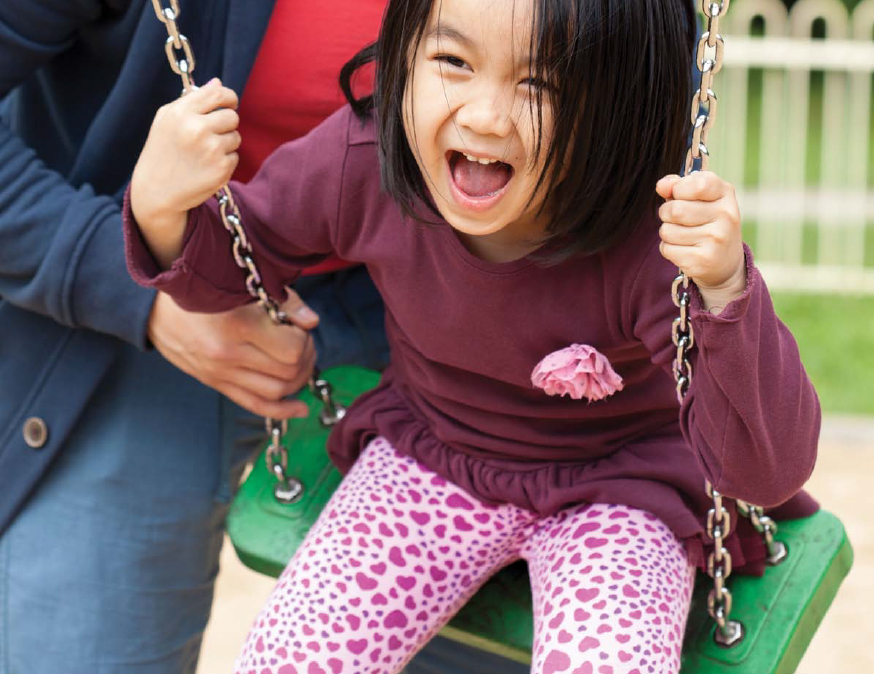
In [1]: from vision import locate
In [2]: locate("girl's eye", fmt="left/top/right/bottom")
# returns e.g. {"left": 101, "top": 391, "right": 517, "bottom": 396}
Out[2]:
{"left": 520, "top": 77, "right": 551, "bottom": 92}
{"left": 435, "top": 54, "right": 468, "bottom": 69}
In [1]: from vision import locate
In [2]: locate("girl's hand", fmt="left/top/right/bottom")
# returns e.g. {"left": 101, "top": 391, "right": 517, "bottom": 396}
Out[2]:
{"left": 656, "top": 172, "right": 745, "bottom": 314}
{"left": 130, "top": 78, "right": 240, "bottom": 268}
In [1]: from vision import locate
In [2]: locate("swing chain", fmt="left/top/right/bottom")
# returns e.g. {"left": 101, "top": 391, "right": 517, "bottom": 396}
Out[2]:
{"left": 680, "top": 0, "right": 746, "bottom": 648}
{"left": 151, "top": 0, "right": 346, "bottom": 503}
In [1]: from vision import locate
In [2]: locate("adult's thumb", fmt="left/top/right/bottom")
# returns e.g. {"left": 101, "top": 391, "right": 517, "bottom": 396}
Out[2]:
{"left": 282, "top": 287, "right": 320, "bottom": 329}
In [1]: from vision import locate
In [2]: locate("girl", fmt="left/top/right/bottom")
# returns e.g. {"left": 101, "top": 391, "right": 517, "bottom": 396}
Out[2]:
{"left": 126, "top": 0, "right": 820, "bottom": 672}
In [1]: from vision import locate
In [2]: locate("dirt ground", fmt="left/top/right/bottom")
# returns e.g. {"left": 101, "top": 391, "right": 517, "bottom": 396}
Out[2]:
{"left": 197, "top": 415, "right": 874, "bottom": 674}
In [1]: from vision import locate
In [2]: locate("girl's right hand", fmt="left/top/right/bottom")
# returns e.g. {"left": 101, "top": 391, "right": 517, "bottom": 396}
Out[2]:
{"left": 130, "top": 78, "right": 240, "bottom": 268}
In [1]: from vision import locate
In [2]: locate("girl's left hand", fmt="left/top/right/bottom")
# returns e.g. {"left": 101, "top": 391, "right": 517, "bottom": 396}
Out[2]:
{"left": 656, "top": 171, "right": 745, "bottom": 314}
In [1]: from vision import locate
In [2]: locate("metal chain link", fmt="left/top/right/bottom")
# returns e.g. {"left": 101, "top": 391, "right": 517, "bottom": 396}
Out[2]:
{"left": 671, "top": 275, "right": 695, "bottom": 402}
{"left": 151, "top": 0, "right": 195, "bottom": 92}
{"left": 684, "top": 0, "right": 728, "bottom": 176}
{"left": 151, "top": 0, "right": 345, "bottom": 504}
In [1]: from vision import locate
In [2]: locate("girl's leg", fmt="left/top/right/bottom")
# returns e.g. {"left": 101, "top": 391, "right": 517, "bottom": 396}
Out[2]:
{"left": 235, "top": 436, "right": 533, "bottom": 674}
{"left": 523, "top": 504, "right": 695, "bottom": 674}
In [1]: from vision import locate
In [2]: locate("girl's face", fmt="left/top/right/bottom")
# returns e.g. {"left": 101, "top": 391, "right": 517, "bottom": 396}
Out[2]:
{"left": 402, "top": 0, "right": 556, "bottom": 262}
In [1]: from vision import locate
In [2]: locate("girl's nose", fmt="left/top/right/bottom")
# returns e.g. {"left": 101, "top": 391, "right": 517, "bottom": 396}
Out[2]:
{"left": 455, "top": 91, "right": 514, "bottom": 138}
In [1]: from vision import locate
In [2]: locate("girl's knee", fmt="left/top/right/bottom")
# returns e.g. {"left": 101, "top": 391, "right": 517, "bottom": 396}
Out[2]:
{"left": 528, "top": 505, "right": 695, "bottom": 674}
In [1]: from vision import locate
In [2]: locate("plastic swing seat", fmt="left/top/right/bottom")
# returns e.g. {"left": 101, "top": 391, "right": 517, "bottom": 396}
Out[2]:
{"left": 227, "top": 366, "right": 854, "bottom": 674}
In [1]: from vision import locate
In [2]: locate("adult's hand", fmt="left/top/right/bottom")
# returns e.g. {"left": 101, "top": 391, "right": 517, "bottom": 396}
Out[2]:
{"left": 148, "top": 289, "right": 319, "bottom": 418}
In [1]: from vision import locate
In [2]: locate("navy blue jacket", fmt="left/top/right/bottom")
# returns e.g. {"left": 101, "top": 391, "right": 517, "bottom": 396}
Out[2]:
{"left": 0, "top": 0, "right": 275, "bottom": 534}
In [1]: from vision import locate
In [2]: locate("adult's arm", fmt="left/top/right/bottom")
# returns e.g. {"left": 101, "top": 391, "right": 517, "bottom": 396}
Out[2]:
{"left": 627, "top": 241, "right": 820, "bottom": 508}
{"left": 0, "top": 0, "right": 155, "bottom": 345}
{"left": 0, "top": 0, "right": 319, "bottom": 417}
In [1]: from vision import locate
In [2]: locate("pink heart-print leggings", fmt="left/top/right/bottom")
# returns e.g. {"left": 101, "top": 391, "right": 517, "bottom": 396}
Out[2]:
{"left": 236, "top": 436, "right": 695, "bottom": 674}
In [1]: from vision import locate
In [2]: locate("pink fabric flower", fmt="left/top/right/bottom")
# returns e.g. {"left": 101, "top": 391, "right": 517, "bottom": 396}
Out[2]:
{"left": 531, "top": 344, "right": 624, "bottom": 402}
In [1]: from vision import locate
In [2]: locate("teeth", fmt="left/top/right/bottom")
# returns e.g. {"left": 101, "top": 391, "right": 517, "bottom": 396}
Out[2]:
{"left": 463, "top": 153, "right": 497, "bottom": 165}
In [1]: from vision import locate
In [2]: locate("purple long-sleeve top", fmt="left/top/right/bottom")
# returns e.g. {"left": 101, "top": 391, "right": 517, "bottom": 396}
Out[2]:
{"left": 125, "top": 106, "right": 820, "bottom": 571}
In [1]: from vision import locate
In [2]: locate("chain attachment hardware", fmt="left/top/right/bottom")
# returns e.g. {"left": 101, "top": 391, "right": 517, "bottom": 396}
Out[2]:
{"left": 310, "top": 378, "right": 347, "bottom": 428}
{"left": 265, "top": 418, "right": 303, "bottom": 504}
{"left": 736, "top": 500, "right": 789, "bottom": 565}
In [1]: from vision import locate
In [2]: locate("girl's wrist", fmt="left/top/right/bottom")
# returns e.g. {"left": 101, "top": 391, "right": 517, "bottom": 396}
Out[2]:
{"left": 695, "top": 264, "right": 747, "bottom": 315}
{"left": 131, "top": 198, "right": 188, "bottom": 270}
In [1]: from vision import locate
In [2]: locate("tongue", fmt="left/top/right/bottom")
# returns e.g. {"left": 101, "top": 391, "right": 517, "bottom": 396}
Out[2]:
{"left": 452, "top": 158, "right": 511, "bottom": 197}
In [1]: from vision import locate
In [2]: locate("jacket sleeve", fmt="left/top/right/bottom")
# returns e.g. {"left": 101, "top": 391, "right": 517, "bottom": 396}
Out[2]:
{"left": 628, "top": 241, "right": 820, "bottom": 508}
{"left": 0, "top": 0, "right": 156, "bottom": 350}
{"left": 125, "top": 107, "right": 355, "bottom": 312}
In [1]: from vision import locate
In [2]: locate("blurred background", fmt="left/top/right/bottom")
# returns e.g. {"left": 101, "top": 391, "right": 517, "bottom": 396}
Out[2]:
{"left": 706, "top": 0, "right": 874, "bottom": 418}
{"left": 198, "top": 0, "right": 874, "bottom": 671}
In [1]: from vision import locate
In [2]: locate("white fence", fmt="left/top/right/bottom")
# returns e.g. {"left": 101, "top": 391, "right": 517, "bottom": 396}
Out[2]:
{"left": 706, "top": 0, "right": 874, "bottom": 293}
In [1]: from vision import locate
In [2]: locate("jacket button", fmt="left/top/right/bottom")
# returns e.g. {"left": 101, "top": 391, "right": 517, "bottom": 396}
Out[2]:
{"left": 23, "top": 417, "right": 49, "bottom": 449}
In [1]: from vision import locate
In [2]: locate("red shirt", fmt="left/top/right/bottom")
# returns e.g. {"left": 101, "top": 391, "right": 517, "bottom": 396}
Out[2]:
{"left": 235, "top": 0, "right": 384, "bottom": 273}
{"left": 125, "top": 108, "right": 820, "bottom": 572}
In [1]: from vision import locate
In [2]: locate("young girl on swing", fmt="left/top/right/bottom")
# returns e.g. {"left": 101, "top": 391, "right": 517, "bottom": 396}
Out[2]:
{"left": 125, "top": 0, "right": 820, "bottom": 672}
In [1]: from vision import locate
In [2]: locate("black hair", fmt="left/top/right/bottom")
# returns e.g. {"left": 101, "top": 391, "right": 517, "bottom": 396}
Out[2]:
{"left": 339, "top": 0, "right": 696, "bottom": 260}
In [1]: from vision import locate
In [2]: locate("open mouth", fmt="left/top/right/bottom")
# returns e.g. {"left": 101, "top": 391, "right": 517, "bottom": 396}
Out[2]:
{"left": 447, "top": 151, "right": 514, "bottom": 203}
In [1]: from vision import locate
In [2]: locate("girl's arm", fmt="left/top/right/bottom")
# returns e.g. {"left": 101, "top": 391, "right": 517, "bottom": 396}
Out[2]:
{"left": 130, "top": 79, "right": 242, "bottom": 270}
{"left": 628, "top": 172, "right": 820, "bottom": 508}
{"left": 125, "top": 98, "right": 355, "bottom": 315}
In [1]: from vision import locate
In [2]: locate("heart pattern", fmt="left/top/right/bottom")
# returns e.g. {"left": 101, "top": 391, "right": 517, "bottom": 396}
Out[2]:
{"left": 236, "top": 438, "right": 694, "bottom": 674}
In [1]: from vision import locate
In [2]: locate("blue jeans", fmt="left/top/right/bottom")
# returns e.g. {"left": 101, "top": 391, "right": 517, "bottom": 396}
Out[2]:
{"left": 0, "top": 266, "right": 526, "bottom": 674}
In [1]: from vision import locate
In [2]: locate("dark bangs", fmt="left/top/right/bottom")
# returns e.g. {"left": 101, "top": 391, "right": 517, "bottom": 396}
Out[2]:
{"left": 340, "top": 0, "right": 696, "bottom": 259}
{"left": 537, "top": 0, "right": 696, "bottom": 258}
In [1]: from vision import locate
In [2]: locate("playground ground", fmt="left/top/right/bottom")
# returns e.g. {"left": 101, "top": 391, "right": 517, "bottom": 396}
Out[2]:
{"left": 197, "top": 414, "right": 874, "bottom": 674}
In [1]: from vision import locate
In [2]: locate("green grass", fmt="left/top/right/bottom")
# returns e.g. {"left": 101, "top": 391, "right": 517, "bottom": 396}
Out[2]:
{"left": 772, "top": 293, "right": 874, "bottom": 415}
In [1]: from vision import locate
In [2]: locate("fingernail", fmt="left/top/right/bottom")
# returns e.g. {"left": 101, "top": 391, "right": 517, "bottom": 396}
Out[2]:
{"left": 295, "top": 306, "right": 318, "bottom": 322}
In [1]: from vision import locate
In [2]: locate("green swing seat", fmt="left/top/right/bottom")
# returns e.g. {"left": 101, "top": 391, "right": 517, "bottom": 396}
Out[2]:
{"left": 227, "top": 366, "right": 854, "bottom": 674}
